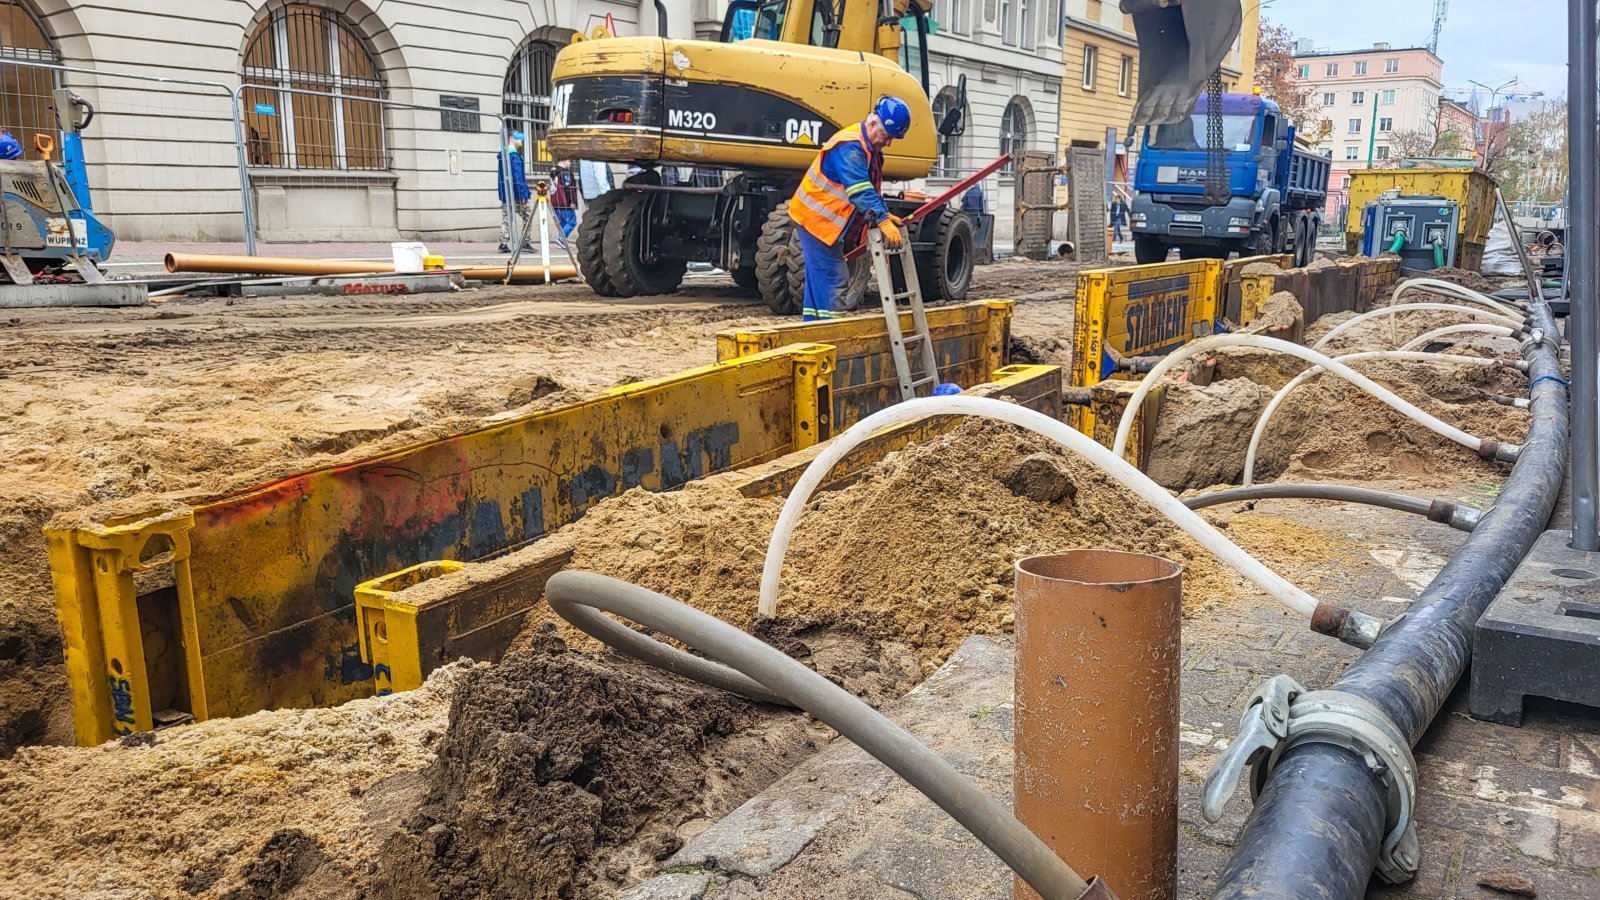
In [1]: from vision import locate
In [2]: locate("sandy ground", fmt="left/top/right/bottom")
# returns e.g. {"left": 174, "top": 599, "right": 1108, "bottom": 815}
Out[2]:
{"left": 0, "top": 258, "right": 1092, "bottom": 754}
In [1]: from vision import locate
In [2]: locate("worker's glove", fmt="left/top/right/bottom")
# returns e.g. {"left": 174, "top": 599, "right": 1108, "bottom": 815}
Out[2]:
{"left": 877, "top": 218, "right": 905, "bottom": 250}
{"left": 888, "top": 213, "right": 907, "bottom": 227}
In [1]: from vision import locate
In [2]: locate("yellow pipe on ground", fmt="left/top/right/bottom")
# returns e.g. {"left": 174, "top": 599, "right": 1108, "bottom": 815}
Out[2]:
{"left": 163, "top": 252, "right": 579, "bottom": 283}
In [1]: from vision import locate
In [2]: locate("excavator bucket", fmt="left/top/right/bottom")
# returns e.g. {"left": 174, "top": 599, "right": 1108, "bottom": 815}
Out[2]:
{"left": 1123, "top": 0, "right": 1245, "bottom": 126}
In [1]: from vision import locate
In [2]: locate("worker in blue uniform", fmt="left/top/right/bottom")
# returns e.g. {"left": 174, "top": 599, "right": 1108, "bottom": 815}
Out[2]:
{"left": 787, "top": 96, "right": 911, "bottom": 320}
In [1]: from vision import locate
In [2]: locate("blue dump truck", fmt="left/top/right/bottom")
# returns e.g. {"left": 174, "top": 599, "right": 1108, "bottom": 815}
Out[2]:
{"left": 1130, "top": 92, "right": 1330, "bottom": 267}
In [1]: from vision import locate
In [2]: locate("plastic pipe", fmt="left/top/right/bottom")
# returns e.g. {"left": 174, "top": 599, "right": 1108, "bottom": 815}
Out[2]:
{"left": 545, "top": 570, "right": 1102, "bottom": 900}
{"left": 1241, "top": 350, "right": 1516, "bottom": 486}
{"left": 1184, "top": 483, "right": 1481, "bottom": 532}
{"left": 1015, "top": 551, "right": 1180, "bottom": 900}
{"left": 1214, "top": 233, "right": 1569, "bottom": 900}
{"left": 164, "top": 252, "right": 579, "bottom": 283}
{"left": 1387, "top": 231, "right": 1406, "bottom": 254}
{"left": 1398, "top": 323, "right": 1518, "bottom": 351}
{"left": 1310, "top": 302, "right": 1524, "bottom": 350}
{"left": 1110, "top": 335, "right": 1516, "bottom": 467}
{"left": 757, "top": 396, "right": 1380, "bottom": 646}
{"left": 1391, "top": 277, "right": 1528, "bottom": 322}
{"left": 1432, "top": 239, "right": 1446, "bottom": 269}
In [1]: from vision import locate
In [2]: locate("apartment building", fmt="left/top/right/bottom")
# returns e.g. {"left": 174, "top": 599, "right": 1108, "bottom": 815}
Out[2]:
{"left": 1293, "top": 42, "right": 1445, "bottom": 218}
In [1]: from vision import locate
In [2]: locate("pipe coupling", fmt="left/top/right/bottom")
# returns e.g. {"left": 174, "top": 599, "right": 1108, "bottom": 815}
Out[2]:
{"left": 1201, "top": 675, "right": 1421, "bottom": 885}
{"left": 1309, "top": 602, "right": 1383, "bottom": 648}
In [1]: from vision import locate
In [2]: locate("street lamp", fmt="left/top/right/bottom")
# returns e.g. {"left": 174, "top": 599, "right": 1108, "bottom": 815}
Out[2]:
{"left": 1469, "top": 77, "right": 1520, "bottom": 165}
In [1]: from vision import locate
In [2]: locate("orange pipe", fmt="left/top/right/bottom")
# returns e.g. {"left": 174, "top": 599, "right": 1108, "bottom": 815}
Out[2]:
{"left": 163, "top": 252, "right": 578, "bottom": 283}
{"left": 1014, "top": 549, "right": 1182, "bottom": 900}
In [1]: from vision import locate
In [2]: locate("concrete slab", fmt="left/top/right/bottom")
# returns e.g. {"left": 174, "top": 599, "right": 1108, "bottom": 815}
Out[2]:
{"left": 0, "top": 282, "right": 146, "bottom": 308}
{"left": 625, "top": 502, "right": 1600, "bottom": 899}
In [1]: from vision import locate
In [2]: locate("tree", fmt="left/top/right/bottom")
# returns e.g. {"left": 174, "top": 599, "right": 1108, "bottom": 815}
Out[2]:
{"left": 1256, "top": 21, "right": 1327, "bottom": 139}
{"left": 1375, "top": 124, "right": 1467, "bottom": 169}
{"left": 1498, "top": 99, "right": 1568, "bottom": 202}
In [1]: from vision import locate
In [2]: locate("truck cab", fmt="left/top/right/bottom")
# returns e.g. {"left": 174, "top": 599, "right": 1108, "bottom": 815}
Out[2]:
{"left": 1130, "top": 93, "right": 1327, "bottom": 265}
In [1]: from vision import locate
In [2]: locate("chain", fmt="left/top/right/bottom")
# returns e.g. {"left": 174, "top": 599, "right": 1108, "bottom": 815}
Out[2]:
{"left": 1205, "top": 71, "right": 1230, "bottom": 206}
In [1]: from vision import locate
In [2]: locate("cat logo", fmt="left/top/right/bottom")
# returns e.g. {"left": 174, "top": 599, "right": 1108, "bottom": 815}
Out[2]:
{"left": 784, "top": 118, "right": 823, "bottom": 146}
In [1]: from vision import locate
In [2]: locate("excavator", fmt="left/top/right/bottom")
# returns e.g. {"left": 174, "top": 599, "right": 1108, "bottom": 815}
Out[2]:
{"left": 546, "top": 0, "right": 1243, "bottom": 312}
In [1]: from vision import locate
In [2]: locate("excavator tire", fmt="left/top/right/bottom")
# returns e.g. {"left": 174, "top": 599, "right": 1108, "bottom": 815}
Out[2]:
{"left": 916, "top": 209, "right": 975, "bottom": 302}
{"left": 755, "top": 206, "right": 806, "bottom": 315}
{"left": 576, "top": 190, "right": 624, "bottom": 297}
{"left": 732, "top": 264, "right": 760, "bottom": 295}
{"left": 603, "top": 191, "right": 687, "bottom": 297}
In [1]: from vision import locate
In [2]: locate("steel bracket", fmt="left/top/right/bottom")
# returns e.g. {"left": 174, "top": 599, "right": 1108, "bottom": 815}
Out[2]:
{"left": 1203, "top": 677, "right": 1420, "bottom": 884}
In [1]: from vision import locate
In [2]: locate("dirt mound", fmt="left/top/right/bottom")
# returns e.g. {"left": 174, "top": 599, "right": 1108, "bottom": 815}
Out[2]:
{"left": 1428, "top": 266, "right": 1503, "bottom": 293}
{"left": 1149, "top": 379, "right": 1272, "bottom": 490}
{"left": 375, "top": 625, "right": 914, "bottom": 900}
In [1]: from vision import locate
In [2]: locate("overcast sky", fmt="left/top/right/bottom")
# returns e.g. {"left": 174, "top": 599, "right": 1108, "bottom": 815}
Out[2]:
{"left": 1265, "top": 0, "right": 1568, "bottom": 102}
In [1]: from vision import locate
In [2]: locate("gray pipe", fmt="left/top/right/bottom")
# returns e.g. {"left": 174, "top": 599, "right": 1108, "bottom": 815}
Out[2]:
{"left": 545, "top": 570, "right": 1102, "bottom": 900}
{"left": 1567, "top": 0, "right": 1598, "bottom": 550}
{"left": 1184, "top": 483, "right": 1480, "bottom": 532}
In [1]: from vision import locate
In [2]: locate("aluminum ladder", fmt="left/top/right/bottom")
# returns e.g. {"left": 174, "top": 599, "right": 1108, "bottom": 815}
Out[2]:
{"left": 866, "top": 226, "right": 938, "bottom": 401}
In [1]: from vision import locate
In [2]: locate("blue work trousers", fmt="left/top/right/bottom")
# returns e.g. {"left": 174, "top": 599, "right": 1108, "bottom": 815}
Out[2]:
{"left": 798, "top": 225, "right": 850, "bottom": 321}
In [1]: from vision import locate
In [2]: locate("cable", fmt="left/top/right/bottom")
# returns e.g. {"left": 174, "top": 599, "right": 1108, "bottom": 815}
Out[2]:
{"left": 545, "top": 570, "right": 1097, "bottom": 900}
{"left": 1398, "top": 323, "right": 1518, "bottom": 351}
{"left": 1241, "top": 351, "right": 1517, "bottom": 486}
{"left": 1184, "top": 483, "right": 1480, "bottom": 532}
{"left": 1309, "top": 302, "right": 1524, "bottom": 350}
{"left": 1391, "top": 277, "right": 1527, "bottom": 321}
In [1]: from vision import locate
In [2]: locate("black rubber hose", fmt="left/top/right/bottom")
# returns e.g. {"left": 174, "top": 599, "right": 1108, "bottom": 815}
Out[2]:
{"left": 1184, "top": 483, "right": 1479, "bottom": 532}
{"left": 1213, "top": 298, "right": 1568, "bottom": 897}
{"left": 545, "top": 570, "right": 1098, "bottom": 900}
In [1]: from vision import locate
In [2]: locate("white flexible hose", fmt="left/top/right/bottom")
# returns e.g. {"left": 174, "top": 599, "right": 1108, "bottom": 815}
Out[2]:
{"left": 756, "top": 396, "right": 1321, "bottom": 621}
{"left": 1241, "top": 351, "right": 1509, "bottom": 486}
{"left": 1110, "top": 334, "right": 1499, "bottom": 462}
{"left": 1391, "top": 277, "right": 1527, "bottom": 322}
{"left": 1310, "top": 302, "right": 1524, "bottom": 350}
{"left": 1399, "top": 323, "right": 1519, "bottom": 352}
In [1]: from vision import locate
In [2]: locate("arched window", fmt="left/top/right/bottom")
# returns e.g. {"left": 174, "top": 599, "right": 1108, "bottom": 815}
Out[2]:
{"left": 999, "top": 97, "right": 1031, "bottom": 175}
{"left": 503, "top": 38, "right": 561, "bottom": 166}
{"left": 241, "top": 4, "right": 387, "bottom": 171}
{"left": 931, "top": 87, "right": 961, "bottom": 178}
{"left": 0, "top": 1, "right": 58, "bottom": 156}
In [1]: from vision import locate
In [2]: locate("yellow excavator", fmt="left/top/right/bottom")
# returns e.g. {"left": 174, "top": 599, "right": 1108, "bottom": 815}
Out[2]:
{"left": 547, "top": 0, "right": 1243, "bottom": 312}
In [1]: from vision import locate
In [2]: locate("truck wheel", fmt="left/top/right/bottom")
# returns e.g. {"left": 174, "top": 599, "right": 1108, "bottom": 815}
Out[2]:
{"left": 1134, "top": 235, "right": 1168, "bottom": 264}
{"left": 732, "top": 265, "right": 760, "bottom": 295}
{"left": 603, "top": 191, "right": 687, "bottom": 296}
{"left": 755, "top": 207, "right": 805, "bottom": 314}
{"left": 916, "top": 209, "right": 975, "bottom": 302}
{"left": 576, "top": 190, "right": 625, "bottom": 297}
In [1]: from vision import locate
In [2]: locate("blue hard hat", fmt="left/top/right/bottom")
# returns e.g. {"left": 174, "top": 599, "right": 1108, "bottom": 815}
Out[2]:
{"left": 933, "top": 382, "right": 962, "bottom": 396}
{"left": 875, "top": 96, "right": 911, "bottom": 139}
{"left": 0, "top": 132, "right": 20, "bottom": 161}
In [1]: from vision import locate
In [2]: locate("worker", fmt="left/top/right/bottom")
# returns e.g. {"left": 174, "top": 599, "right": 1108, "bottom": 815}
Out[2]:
{"left": 498, "top": 131, "right": 533, "bottom": 253}
{"left": 0, "top": 131, "right": 22, "bottom": 161}
{"left": 1110, "top": 196, "right": 1129, "bottom": 242}
{"left": 549, "top": 160, "right": 578, "bottom": 238}
{"left": 788, "top": 95, "right": 911, "bottom": 321}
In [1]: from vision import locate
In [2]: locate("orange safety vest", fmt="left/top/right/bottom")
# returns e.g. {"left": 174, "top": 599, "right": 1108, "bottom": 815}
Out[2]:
{"left": 788, "top": 123, "right": 881, "bottom": 246}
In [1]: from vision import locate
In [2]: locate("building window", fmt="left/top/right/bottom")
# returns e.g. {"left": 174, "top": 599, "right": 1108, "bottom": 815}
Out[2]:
{"left": 1351, "top": 91, "right": 1364, "bottom": 105}
{"left": 1082, "top": 44, "right": 1098, "bottom": 90}
{"left": 1385, "top": 58, "right": 1399, "bottom": 73}
{"left": 1298, "top": 64, "right": 1310, "bottom": 78}
{"left": 504, "top": 38, "right": 562, "bottom": 166}
{"left": 999, "top": 97, "right": 1030, "bottom": 175}
{"left": 1325, "top": 62, "right": 1339, "bottom": 77}
{"left": 1376, "top": 145, "right": 1390, "bottom": 160}
{"left": 1381, "top": 89, "right": 1396, "bottom": 104}
{"left": 242, "top": 4, "right": 388, "bottom": 170}
{"left": 1044, "top": 0, "right": 1059, "bottom": 40}
{"left": 1001, "top": 0, "right": 1015, "bottom": 43}
{"left": 1378, "top": 117, "right": 1393, "bottom": 132}
{"left": 1118, "top": 55, "right": 1132, "bottom": 96}
{"left": 951, "top": 0, "right": 968, "bottom": 33}
{"left": 1342, "top": 174, "right": 1352, "bottom": 189}
{"left": 1354, "top": 61, "right": 1368, "bottom": 75}
{"left": 931, "top": 87, "right": 962, "bottom": 177}
{"left": 1323, "top": 92, "right": 1336, "bottom": 106}
{"left": 1019, "top": 0, "right": 1034, "bottom": 49}
{"left": 0, "top": 0, "right": 60, "bottom": 158}
{"left": 1321, "top": 148, "right": 1334, "bottom": 158}
{"left": 1345, "top": 146, "right": 1359, "bottom": 160}
{"left": 1348, "top": 118, "right": 1362, "bottom": 134}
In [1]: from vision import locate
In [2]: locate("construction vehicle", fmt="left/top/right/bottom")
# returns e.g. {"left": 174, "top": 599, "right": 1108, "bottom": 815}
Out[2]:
{"left": 0, "top": 89, "right": 114, "bottom": 284}
{"left": 1129, "top": 92, "right": 1331, "bottom": 266}
{"left": 547, "top": 0, "right": 1245, "bottom": 311}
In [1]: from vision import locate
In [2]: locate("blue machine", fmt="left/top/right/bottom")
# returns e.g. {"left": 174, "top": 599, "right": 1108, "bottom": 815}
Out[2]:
{"left": 0, "top": 89, "right": 115, "bottom": 283}
{"left": 1359, "top": 193, "right": 1461, "bottom": 270}
{"left": 1130, "top": 92, "right": 1331, "bottom": 268}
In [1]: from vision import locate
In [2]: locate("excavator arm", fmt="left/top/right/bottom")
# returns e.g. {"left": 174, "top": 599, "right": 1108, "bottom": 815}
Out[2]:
{"left": 1123, "top": 0, "right": 1244, "bottom": 126}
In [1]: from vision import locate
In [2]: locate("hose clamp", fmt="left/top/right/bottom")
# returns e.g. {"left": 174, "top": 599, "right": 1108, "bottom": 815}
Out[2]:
{"left": 1201, "top": 675, "right": 1420, "bottom": 885}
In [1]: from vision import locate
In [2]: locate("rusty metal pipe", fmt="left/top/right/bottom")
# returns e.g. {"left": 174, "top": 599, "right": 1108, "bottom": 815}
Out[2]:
{"left": 1015, "top": 550, "right": 1181, "bottom": 900}
{"left": 163, "top": 252, "right": 578, "bottom": 283}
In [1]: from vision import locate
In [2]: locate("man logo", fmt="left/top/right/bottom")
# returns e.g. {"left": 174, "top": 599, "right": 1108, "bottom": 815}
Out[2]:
{"left": 785, "top": 118, "right": 822, "bottom": 146}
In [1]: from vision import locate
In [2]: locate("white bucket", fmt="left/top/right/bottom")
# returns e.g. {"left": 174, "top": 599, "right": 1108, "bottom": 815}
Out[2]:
{"left": 391, "top": 241, "right": 429, "bottom": 273}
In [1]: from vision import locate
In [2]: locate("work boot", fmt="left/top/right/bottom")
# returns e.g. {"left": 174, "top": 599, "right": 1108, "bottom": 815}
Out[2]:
{"left": 498, "top": 243, "right": 511, "bottom": 253}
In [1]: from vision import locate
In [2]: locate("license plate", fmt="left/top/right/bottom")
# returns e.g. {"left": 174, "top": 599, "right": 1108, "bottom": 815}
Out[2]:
{"left": 1174, "top": 213, "right": 1202, "bottom": 223}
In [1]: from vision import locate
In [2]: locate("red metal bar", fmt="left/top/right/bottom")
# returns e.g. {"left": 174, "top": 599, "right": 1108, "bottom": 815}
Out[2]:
{"left": 844, "top": 153, "right": 1012, "bottom": 261}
